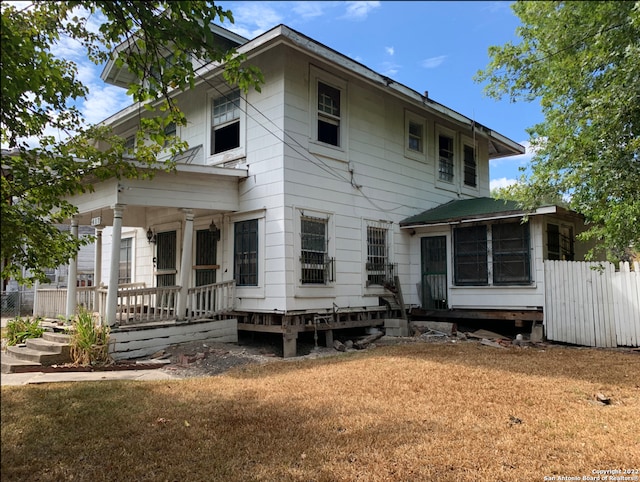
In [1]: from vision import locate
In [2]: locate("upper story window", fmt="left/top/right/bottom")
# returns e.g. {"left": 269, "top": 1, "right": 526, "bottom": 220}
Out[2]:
{"left": 317, "top": 82, "right": 341, "bottom": 146}
{"left": 408, "top": 121, "right": 423, "bottom": 153}
{"left": 211, "top": 90, "right": 241, "bottom": 155}
{"left": 438, "top": 134, "right": 455, "bottom": 182}
{"left": 463, "top": 144, "right": 477, "bottom": 187}
{"left": 123, "top": 134, "right": 136, "bottom": 159}
{"left": 309, "top": 66, "right": 348, "bottom": 161}
{"left": 300, "top": 216, "right": 334, "bottom": 285}
{"left": 164, "top": 121, "right": 176, "bottom": 148}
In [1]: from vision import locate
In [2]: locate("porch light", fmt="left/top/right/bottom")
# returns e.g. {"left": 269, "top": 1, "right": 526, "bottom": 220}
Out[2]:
{"left": 209, "top": 220, "right": 221, "bottom": 241}
{"left": 146, "top": 227, "right": 156, "bottom": 244}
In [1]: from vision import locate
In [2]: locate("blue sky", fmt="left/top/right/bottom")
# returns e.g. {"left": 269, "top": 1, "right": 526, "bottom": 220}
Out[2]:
{"left": 13, "top": 0, "right": 542, "bottom": 190}
{"left": 216, "top": 0, "right": 542, "bottom": 190}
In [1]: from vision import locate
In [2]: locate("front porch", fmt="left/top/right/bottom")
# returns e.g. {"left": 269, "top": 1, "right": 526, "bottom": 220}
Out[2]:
{"left": 33, "top": 280, "right": 238, "bottom": 359}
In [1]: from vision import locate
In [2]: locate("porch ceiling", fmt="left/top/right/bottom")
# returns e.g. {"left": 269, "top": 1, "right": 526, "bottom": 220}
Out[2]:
{"left": 68, "top": 166, "right": 246, "bottom": 227}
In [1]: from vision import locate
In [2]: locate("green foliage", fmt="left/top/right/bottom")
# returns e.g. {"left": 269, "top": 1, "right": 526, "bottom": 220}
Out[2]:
{"left": 476, "top": 1, "right": 640, "bottom": 258}
{"left": 1, "top": 2, "right": 263, "bottom": 284}
{"left": 70, "top": 308, "right": 111, "bottom": 366}
{"left": 5, "top": 317, "right": 45, "bottom": 346}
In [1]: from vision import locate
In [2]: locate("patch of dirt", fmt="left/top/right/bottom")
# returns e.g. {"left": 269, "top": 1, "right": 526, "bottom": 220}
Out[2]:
{"left": 157, "top": 333, "right": 347, "bottom": 379}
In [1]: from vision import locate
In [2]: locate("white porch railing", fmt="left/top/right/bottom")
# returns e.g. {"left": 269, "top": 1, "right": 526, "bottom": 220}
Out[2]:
{"left": 97, "top": 285, "right": 180, "bottom": 326}
{"left": 35, "top": 280, "right": 236, "bottom": 326}
{"left": 187, "top": 280, "right": 236, "bottom": 320}
{"left": 34, "top": 286, "right": 96, "bottom": 319}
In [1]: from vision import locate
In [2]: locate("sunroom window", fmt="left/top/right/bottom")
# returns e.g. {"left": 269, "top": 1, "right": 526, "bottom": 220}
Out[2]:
{"left": 453, "top": 222, "right": 532, "bottom": 286}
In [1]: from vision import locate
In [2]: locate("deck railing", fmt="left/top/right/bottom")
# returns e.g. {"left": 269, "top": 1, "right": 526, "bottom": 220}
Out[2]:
{"left": 186, "top": 280, "right": 236, "bottom": 320}
{"left": 97, "top": 285, "right": 180, "bottom": 326}
{"left": 34, "top": 286, "right": 96, "bottom": 319}
{"left": 35, "top": 280, "right": 236, "bottom": 325}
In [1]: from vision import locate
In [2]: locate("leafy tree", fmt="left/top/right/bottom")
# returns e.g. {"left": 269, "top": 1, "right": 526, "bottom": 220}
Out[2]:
{"left": 476, "top": 1, "right": 640, "bottom": 258}
{"left": 1, "top": 1, "right": 262, "bottom": 284}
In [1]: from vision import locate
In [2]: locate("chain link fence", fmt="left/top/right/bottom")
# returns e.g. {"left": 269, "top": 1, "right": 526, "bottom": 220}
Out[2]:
{"left": 1, "top": 291, "right": 21, "bottom": 318}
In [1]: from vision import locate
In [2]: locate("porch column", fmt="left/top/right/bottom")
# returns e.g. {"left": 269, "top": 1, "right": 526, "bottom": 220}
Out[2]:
{"left": 106, "top": 204, "right": 125, "bottom": 326}
{"left": 65, "top": 217, "right": 79, "bottom": 318}
{"left": 94, "top": 227, "right": 102, "bottom": 287}
{"left": 177, "top": 209, "right": 194, "bottom": 319}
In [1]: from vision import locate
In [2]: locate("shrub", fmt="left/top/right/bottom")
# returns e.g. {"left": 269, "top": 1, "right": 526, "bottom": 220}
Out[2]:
{"left": 70, "top": 308, "right": 112, "bottom": 366}
{"left": 5, "top": 317, "right": 44, "bottom": 346}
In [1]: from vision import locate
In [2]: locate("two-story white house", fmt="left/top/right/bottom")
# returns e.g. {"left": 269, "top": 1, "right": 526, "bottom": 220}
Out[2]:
{"left": 58, "top": 23, "right": 590, "bottom": 357}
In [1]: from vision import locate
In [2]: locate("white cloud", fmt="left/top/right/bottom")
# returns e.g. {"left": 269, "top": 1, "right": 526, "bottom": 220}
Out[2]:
{"left": 421, "top": 55, "right": 447, "bottom": 69}
{"left": 379, "top": 61, "right": 399, "bottom": 77}
{"left": 81, "top": 85, "right": 131, "bottom": 125}
{"left": 226, "top": 3, "right": 284, "bottom": 38}
{"left": 385, "top": 46, "right": 394, "bottom": 56}
{"left": 342, "top": 1, "right": 380, "bottom": 20}
{"left": 291, "top": 1, "right": 328, "bottom": 19}
{"left": 490, "top": 177, "right": 519, "bottom": 191}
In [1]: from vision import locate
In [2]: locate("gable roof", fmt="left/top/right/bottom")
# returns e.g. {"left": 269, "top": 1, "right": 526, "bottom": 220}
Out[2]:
{"left": 100, "top": 24, "right": 524, "bottom": 159}
{"left": 400, "top": 197, "right": 529, "bottom": 227}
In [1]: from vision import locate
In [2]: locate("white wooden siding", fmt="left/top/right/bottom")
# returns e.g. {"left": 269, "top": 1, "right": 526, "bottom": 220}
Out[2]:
{"left": 544, "top": 261, "right": 639, "bottom": 347}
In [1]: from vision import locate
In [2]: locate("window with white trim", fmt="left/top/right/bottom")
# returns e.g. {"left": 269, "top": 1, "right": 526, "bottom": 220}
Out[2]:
{"left": 408, "top": 121, "right": 423, "bottom": 153}
{"left": 453, "top": 222, "right": 532, "bottom": 286}
{"left": 300, "top": 216, "right": 334, "bottom": 284}
{"left": 309, "top": 67, "right": 348, "bottom": 160}
{"left": 366, "top": 226, "right": 390, "bottom": 286}
{"left": 211, "top": 89, "right": 241, "bottom": 155}
{"left": 317, "top": 81, "right": 341, "bottom": 146}
{"left": 234, "top": 219, "right": 258, "bottom": 286}
{"left": 438, "top": 133, "right": 455, "bottom": 182}
{"left": 463, "top": 144, "right": 477, "bottom": 187}
{"left": 118, "top": 237, "right": 133, "bottom": 284}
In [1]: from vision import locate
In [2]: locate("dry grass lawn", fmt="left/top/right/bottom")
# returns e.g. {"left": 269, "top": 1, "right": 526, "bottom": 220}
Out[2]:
{"left": 2, "top": 342, "right": 639, "bottom": 481}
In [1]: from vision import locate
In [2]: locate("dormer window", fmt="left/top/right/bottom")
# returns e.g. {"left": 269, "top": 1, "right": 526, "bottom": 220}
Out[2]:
{"left": 211, "top": 90, "right": 241, "bottom": 155}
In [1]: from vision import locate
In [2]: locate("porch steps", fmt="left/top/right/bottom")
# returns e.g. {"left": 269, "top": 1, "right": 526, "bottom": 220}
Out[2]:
{"left": 1, "top": 332, "right": 73, "bottom": 374}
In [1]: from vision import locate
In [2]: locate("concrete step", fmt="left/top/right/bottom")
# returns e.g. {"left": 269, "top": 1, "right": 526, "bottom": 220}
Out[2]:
{"left": 43, "top": 332, "right": 72, "bottom": 344}
{"left": 1, "top": 351, "right": 43, "bottom": 374}
{"left": 5, "top": 344, "right": 70, "bottom": 365}
{"left": 26, "top": 337, "right": 71, "bottom": 357}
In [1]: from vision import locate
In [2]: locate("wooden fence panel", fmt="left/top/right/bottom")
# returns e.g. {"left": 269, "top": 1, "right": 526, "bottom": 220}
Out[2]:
{"left": 544, "top": 261, "right": 640, "bottom": 347}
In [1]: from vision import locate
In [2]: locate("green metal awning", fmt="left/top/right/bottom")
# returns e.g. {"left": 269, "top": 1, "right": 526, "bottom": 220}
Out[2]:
{"left": 400, "top": 198, "right": 528, "bottom": 227}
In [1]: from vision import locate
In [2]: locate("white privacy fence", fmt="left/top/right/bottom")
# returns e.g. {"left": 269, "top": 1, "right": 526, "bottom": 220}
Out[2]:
{"left": 544, "top": 261, "right": 640, "bottom": 347}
